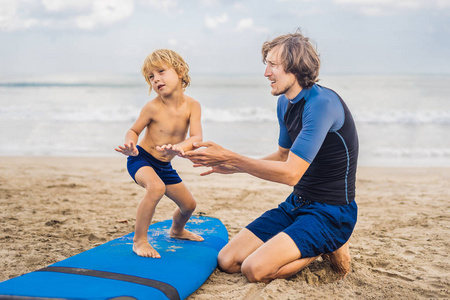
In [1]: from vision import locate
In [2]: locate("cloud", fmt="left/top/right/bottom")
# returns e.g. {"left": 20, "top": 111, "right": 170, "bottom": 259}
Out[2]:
{"left": 139, "top": 0, "right": 179, "bottom": 14}
{"left": 232, "top": 3, "right": 248, "bottom": 12}
{"left": 0, "top": 0, "right": 133, "bottom": 31}
{"left": 294, "top": 6, "right": 323, "bottom": 17}
{"left": 168, "top": 38, "right": 177, "bottom": 46}
{"left": 334, "top": 0, "right": 450, "bottom": 16}
{"left": 41, "top": 0, "right": 92, "bottom": 12}
{"left": 0, "top": 0, "right": 37, "bottom": 31}
{"left": 437, "top": 0, "right": 450, "bottom": 9}
{"left": 75, "top": 0, "right": 134, "bottom": 30}
{"left": 199, "top": 0, "right": 221, "bottom": 7}
{"left": 205, "top": 13, "right": 228, "bottom": 29}
{"left": 235, "top": 18, "right": 268, "bottom": 33}
{"left": 236, "top": 18, "right": 253, "bottom": 31}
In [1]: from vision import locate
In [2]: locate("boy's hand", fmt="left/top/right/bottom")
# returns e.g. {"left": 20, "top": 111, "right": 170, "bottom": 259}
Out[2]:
{"left": 115, "top": 142, "right": 139, "bottom": 156}
{"left": 156, "top": 144, "right": 185, "bottom": 157}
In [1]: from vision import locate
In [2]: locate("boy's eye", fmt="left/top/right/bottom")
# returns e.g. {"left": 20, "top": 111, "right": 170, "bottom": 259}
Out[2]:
{"left": 159, "top": 70, "right": 164, "bottom": 73}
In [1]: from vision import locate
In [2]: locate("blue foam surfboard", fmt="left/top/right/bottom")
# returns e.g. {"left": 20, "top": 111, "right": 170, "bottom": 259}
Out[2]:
{"left": 0, "top": 216, "right": 228, "bottom": 300}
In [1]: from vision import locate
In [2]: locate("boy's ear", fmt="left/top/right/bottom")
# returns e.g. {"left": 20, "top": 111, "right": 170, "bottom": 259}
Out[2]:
{"left": 178, "top": 66, "right": 185, "bottom": 78}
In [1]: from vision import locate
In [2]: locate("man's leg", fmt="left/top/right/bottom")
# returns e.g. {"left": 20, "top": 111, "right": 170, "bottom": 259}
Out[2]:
{"left": 217, "top": 228, "right": 264, "bottom": 274}
{"left": 322, "top": 240, "right": 351, "bottom": 278}
{"left": 240, "top": 232, "right": 319, "bottom": 283}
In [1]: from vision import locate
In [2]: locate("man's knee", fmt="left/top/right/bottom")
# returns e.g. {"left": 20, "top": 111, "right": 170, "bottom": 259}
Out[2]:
{"left": 217, "top": 248, "right": 240, "bottom": 274}
{"left": 241, "top": 259, "right": 268, "bottom": 283}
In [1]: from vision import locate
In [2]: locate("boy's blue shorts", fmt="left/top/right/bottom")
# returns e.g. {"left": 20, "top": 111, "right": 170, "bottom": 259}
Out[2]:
{"left": 127, "top": 145, "right": 182, "bottom": 185}
{"left": 246, "top": 193, "right": 357, "bottom": 258}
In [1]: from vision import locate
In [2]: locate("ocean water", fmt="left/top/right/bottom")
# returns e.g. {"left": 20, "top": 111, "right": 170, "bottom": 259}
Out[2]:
{"left": 0, "top": 74, "right": 449, "bottom": 167}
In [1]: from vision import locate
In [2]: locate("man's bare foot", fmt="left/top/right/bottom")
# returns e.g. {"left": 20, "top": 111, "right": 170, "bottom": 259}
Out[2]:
{"left": 170, "top": 229, "right": 204, "bottom": 242}
{"left": 323, "top": 241, "right": 351, "bottom": 279}
{"left": 133, "top": 239, "right": 161, "bottom": 258}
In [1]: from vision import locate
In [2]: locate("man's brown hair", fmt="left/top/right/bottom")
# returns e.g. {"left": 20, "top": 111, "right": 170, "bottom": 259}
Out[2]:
{"left": 262, "top": 30, "right": 320, "bottom": 89}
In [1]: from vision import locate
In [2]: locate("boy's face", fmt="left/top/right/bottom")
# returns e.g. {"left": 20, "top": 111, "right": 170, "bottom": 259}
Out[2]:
{"left": 148, "top": 63, "right": 182, "bottom": 96}
{"left": 264, "top": 46, "right": 299, "bottom": 99}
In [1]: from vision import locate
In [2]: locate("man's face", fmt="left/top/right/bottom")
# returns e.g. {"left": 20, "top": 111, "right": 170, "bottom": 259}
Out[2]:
{"left": 264, "top": 46, "right": 300, "bottom": 99}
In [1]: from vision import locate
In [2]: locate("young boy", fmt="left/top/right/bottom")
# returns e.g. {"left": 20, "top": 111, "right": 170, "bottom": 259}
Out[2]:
{"left": 115, "top": 49, "right": 203, "bottom": 258}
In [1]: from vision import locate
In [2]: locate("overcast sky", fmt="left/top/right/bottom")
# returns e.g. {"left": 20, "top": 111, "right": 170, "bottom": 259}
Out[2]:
{"left": 1, "top": 0, "right": 449, "bottom": 78}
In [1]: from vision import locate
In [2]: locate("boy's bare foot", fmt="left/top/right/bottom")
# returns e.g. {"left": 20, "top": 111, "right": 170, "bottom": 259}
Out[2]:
{"left": 323, "top": 241, "right": 351, "bottom": 279}
{"left": 170, "top": 229, "right": 204, "bottom": 242}
{"left": 133, "top": 239, "right": 161, "bottom": 258}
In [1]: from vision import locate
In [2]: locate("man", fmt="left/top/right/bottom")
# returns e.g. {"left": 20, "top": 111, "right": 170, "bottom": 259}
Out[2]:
{"left": 185, "top": 31, "right": 358, "bottom": 283}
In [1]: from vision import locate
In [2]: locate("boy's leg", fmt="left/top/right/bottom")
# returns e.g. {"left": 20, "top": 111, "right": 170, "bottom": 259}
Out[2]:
{"left": 133, "top": 167, "right": 166, "bottom": 258}
{"left": 164, "top": 182, "right": 203, "bottom": 241}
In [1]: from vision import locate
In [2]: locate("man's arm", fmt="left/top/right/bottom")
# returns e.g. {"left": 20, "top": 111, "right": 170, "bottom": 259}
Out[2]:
{"left": 260, "top": 146, "right": 290, "bottom": 162}
{"left": 192, "top": 146, "right": 290, "bottom": 176}
{"left": 185, "top": 142, "right": 309, "bottom": 186}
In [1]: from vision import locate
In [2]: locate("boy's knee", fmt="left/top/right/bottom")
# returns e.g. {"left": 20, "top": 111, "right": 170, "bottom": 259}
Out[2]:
{"left": 180, "top": 200, "right": 196, "bottom": 214}
{"left": 145, "top": 182, "right": 166, "bottom": 198}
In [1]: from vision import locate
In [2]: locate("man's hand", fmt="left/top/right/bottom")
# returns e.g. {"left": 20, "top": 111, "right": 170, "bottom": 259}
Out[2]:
{"left": 194, "top": 163, "right": 239, "bottom": 176}
{"left": 156, "top": 144, "right": 185, "bottom": 157}
{"left": 115, "top": 141, "right": 139, "bottom": 156}
{"left": 184, "top": 141, "right": 231, "bottom": 166}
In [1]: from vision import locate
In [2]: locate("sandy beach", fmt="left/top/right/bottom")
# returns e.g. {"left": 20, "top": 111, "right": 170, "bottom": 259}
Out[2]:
{"left": 0, "top": 156, "right": 449, "bottom": 299}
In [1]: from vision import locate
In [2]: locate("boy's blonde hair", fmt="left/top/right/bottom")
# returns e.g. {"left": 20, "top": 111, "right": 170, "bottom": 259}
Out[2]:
{"left": 141, "top": 49, "right": 191, "bottom": 93}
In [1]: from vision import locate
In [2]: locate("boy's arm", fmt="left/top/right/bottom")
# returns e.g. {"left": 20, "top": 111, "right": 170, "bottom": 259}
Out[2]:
{"left": 116, "top": 129, "right": 139, "bottom": 156}
{"left": 115, "top": 103, "right": 153, "bottom": 156}
{"left": 175, "top": 99, "right": 203, "bottom": 152}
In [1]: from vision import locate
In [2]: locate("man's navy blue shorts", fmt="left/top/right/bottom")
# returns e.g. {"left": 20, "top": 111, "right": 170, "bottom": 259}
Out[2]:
{"left": 246, "top": 193, "right": 357, "bottom": 258}
{"left": 127, "top": 145, "right": 182, "bottom": 185}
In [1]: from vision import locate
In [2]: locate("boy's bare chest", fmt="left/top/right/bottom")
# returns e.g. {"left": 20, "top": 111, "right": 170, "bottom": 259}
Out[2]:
{"left": 150, "top": 109, "right": 190, "bottom": 135}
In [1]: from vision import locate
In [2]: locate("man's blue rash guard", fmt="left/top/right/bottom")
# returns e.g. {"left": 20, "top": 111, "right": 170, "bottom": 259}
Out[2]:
{"left": 277, "top": 84, "right": 359, "bottom": 205}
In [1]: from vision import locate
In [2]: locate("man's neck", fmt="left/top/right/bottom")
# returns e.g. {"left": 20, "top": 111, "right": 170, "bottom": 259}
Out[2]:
{"left": 284, "top": 82, "right": 302, "bottom": 100}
